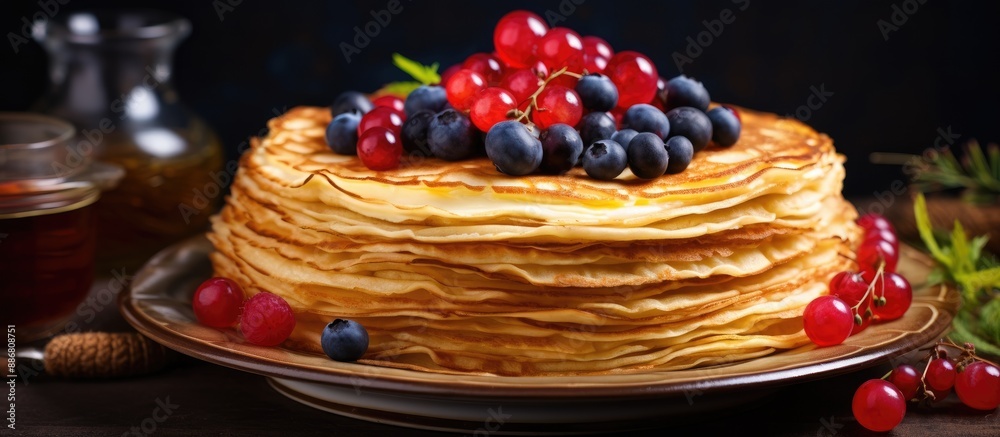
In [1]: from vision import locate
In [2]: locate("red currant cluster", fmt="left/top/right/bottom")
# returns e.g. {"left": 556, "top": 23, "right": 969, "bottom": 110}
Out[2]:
{"left": 803, "top": 214, "right": 912, "bottom": 347}
{"left": 191, "top": 277, "right": 296, "bottom": 347}
{"left": 853, "top": 340, "right": 1000, "bottom": 431}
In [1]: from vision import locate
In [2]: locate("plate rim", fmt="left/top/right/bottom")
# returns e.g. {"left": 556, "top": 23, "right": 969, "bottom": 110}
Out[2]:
{"left": 120, "top": 235, "right": 960, "bottom": 400}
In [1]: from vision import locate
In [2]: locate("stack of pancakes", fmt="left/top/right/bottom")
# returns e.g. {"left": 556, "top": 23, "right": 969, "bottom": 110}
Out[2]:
{"left": 208, "top": 106, "right": 859, "bottom": 376}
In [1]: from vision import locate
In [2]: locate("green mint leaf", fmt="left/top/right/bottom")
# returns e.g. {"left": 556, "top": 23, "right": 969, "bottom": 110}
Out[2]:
{"left": 392, "top": 53, "right": 440, "bottom": 85}
{"left": 375, "top": 81, "right": 423, "bottom": 97}
{"left": 914, "top": 193, "right": 952, "bottom": 267}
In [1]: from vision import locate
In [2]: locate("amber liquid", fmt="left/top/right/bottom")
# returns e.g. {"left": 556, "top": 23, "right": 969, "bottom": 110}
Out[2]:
{"left": 0, "top": 202, "right": 96, "bottom": 339}
{"left": 94, "top": 126, "right": 224, "bottom": 269}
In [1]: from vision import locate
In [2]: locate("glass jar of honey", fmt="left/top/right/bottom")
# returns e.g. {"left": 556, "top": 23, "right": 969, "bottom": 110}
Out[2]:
{"left": 0, "top": 113, "right": 123, "bottom": 342}
{"left": 32, "top": 10, "right": 224, "bottom": 270}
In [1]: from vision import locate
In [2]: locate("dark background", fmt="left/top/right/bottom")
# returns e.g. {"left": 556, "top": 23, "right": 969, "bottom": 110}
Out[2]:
{"left": 3, "top": 0, "right": 999, "bottom": 197}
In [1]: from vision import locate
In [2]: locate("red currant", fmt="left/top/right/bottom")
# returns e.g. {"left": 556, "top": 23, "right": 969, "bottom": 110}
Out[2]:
{"left": 869, "top": 272, "right": 911, "bottom": 321}
{"left": 445, "top": 69, "right": 487, "bottom": 111}
{"left": 240, "top": 292, "right": 296, "bottom": 347}
{"left": 924, "top": 386, "right": 951, "bottom": 402}
{"left": 955, "top": 361, "right": 1000, "bottom": 410}
{"left": 357, "top": 106, "right": 405, "bottom": 136}
{"left": 534, "top": 27, "right": 584, "bottom": 72}
{"left": 493, "top": 10, "right": 548, "bottom": 68}
{"left": 192, "top": 277, "right": 245, "bottom": 328}
{"left": 888, "top": 364, "right": 922, "bottom": 400}
{"left": 857, "top": 213, "right": 896, "bottom": 234}
{"left": 803, "top": 295, "right": 854, "bottom": 347}
{"left": 582, "top": 36, "right": 613, "bottom": 60}
{"left": 532, "top": 85, "right": 583, "bottom": 130}
{"left": 865, "top": 227, "right": 900, "bottom": 253}
{"left": 357, "top": 127, "right": 402, "bottom": 171}
{"left": 371, "top": 95, "right": 405, "bottom": 113}
{"left": 605, "top": 51, "right": 658, "bottom": 110}
{"left": 926, "top": 357, "right": 957, "bottom": 391}
{"left": 500, "top": 68, "right": 543, "bottom": 105}
{"left": 463, "top": 52, "right": 506, "bottom": 84}
{"left": 829, "top": 271, "right": 871, "bottom": 335}
{"left": 439, "top": 63, "right": 462, "bottom": 86}
{"left": 853, "top": 379, "right": 906, "bottom": 432}
{"left": 857, "top": 238, "right": 899, "bottom": 274}
{"left": 470, "top": 87, "right": 517, "bottom": 132}
{"left": 583, "top": 54, "right": 608, "bottom": 75}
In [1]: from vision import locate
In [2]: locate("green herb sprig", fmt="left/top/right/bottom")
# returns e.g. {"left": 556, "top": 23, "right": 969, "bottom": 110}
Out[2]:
{"left": 911, "top": 141, "right": 1000, "bottom": 205}
{"left": 374, "top": 53, "right": 441, "bottom": 97}
{"left": 914, "top": 193, "right": 1000, "bottom": 356}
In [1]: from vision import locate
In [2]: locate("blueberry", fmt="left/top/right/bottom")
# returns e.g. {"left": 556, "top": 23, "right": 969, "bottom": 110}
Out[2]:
{"left": 401, "top": 110, "right": 434, "bottom": 155}
{"left": 626, "top": 133, "right": 669, "bottom": 179}
{"left": 325, "top": 112, "right": 361, "bottom": 155}
{"left": 331, "top": 91, "right": 373, "bottom": 116}
{"left": 665, "top": 136, "right": 694, "bottom": 174}
{"left": 427, "top": 109, "right": 479, "bottom": 161}
{"left": 582, "top": 140, "right": 627, "bottom": 181}
{"left": 485, "top": 121, "right": 543, "bottom": 176}
{"left": 610, "top": 129, "right": 639, "bottom": 153}
{"left": 578, "top": 112, "right": 617, "bottom": 147}
{"left": 707, "top": 107, "right": 741, "bottom": 147}
{"left": 621, "top": 104, "right": 670, "bottom": 140}
{"left": 539, "top": 123, "right": 584, "bottom": 175}
{"left": 404, "top": 85, "right": 448, "bottom": 117}
{"left": 574, "top": 74, "right": 618, "bottom": 112}
{"left": 666, "top": 107, "right": 713, "bottom": 152}
{"left": 664, "top": 76, "right": 711, "bottom": 112}
{"left": 321, "top": 319, "right": 369, "bottom": 362}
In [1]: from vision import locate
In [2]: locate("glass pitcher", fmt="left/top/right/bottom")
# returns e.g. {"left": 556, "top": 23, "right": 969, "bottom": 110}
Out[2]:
{"left": 32, "top": 10, "right": 223, "bottom": 269}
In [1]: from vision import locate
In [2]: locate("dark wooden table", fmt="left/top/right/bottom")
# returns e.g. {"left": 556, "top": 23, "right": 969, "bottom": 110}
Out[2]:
{"left": 12, "top": 274, "right": 1000, "bottom": 436}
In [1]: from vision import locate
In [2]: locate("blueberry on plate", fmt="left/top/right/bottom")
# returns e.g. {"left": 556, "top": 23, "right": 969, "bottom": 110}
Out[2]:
{"left": 578, "top": 112, "right": 617, "bottom": 147}
{"left": 626, "top": 132, "right": 669, "bottom": 179}
{"left": 401, "top": 110, "right": 434, "bottom": 155}
{"left": 621, "top": 104, "right": 670, "bottom": 140}
{"left": 582, "top": 139, "right": 627, "bottom": 181}
{"left": 665, "top": 136, "right": 694, "bottom": 174}
{"left": 485, "top": 120, "right": 543, "bottom": 176}
{"left": 610, "top": 129, "right": 639, "bottom": 153}
{"left": 325, "top": 112, "right": 361, "bottom": 155}
{"left": 574, "top": 74, "right": 618, "bottom": 112}
{"left": 427, "top": 109, "right": 479, "bottom": 161}
{"left": 707, "top": 107, "right": 742, "bottom": 147}
{"left": 404, "top": 85, "right": 449, "bottom": 117}
{"left": 321, "top": 319, "right": 369, "bottom": 362}
{"left": 664, "top": 76, "right": 711, "bottom": 112}
{"left": 666, "top": 107, "right": 713, "bottom": 152}
{"left": 331, "top": 91, "right": 373, "bottom": 116}
{"left": 539, "top": 123, "right": 584, "bottom": 174}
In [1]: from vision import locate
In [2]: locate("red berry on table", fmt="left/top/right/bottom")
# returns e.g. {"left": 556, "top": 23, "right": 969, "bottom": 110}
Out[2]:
{"left": 357, "top": 106, "right": 405, "bottom": 136}
{"left": 463, "top": 52, "right": 506, "bottom": 84}
{"left": 493, "top": 10, "right": 548, "bottom": 68}
{"left": 357, "top": 127, "right": 403, "bottom": 171}
{"left": 857, "top": 238, "right": 899, "bottom": 274}
{"left": 445, "top": 69, "right": 488, "bottom": 111}
{"left": 500, "top": 68, "right": 543, "bottom": 105}
{"left": 853, "top": 379, "right": 906, "bottom": 432}
{"left": 604, "top": 51, "right": 659, "bottom": 110}
{"left": 857, "top": 213, "right": 896, "bottom": 234}
{"left": 534, "top": 27, "right": 584, "bottom": 72}
{"left": 925, "top": 357, "right": 958, "bottom": 392}
{"left": 888, "top": 364, "right": 922, "bottom": 400}
{"left": 869, "top": 272, "right": 912, "bottom": 321}
{"left": 803, "top": 295, "right": 854, "bottom": 347}
{"left": 192, "top": 277, "right": 245, "bottom": 328}
{"left": 470, "top": 87, "right": 517, "bottom": 132}
{"left": 955, "top": 361, "right": 1000, "bottom": 410}
{"left": 240, "top": 292, "right": 296, "bottom": 347}
{"left": 532, "top": 85, "right": 583, "bottom": 130}
{"left": 371, "top": 95, "right": 405, "bottom": 113}
{"left": 865, "top": 227, "right": 900, "bottom": 253}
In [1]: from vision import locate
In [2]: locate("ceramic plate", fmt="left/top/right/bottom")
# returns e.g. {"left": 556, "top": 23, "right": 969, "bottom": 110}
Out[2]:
{"left": 120, "top": 236, "right": 959, "bottom": 434}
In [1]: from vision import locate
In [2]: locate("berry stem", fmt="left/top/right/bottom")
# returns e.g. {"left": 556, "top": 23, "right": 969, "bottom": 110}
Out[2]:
{"left": 514, "top": 67, "right": 581, "bottom": 124}
{"left": 851, "top": 263, "right": 885, "bottom": 314}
